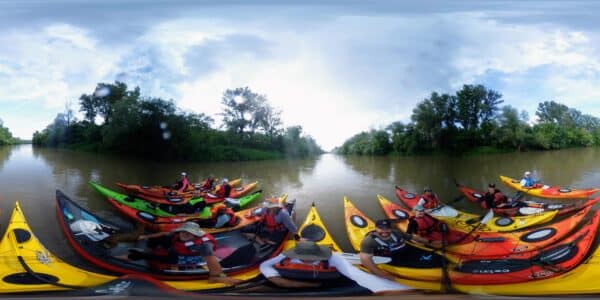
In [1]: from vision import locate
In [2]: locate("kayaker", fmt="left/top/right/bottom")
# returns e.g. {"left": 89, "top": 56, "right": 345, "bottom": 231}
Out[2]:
{"left": 416, "top": 186, "right": 441, "bottom": 211}
{"left": 359, "top": 219, "right": 431, "bottom": 282}
{"left": 479, "top": 183, "right": 513, "bottom": 208}
{"left": 210, "top": 203, "right": 240, "bottom": 228}
{"left": 135, "top": 222, "right": 241, "bottom": 285}
{"left": 241, "top": 198, "right": 300, "bottom": 245}
{"left": 259, "top": 241, "right": 410, "bottom": 292}
{"left": 200, "top": 176, "right": 216, "bottom": 191}
{"left": 406, "top": 205, "right": 443, "bottom": 246}
{"left": 173, "top": 172, "right": 190, "bottom": 192}
{"left": 520, "top": 171, "right": 537, "bottom": 188}
{"left": 215, "top": 178, "right": 232, "bottom": 198}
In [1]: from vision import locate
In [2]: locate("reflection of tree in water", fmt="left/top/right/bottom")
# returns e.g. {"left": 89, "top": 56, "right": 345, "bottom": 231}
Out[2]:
{"left": 0, "top": 146, "right": 14, "bottom": 172}
{"left": 31, "top": 146, "right": 317, "bottom": 211}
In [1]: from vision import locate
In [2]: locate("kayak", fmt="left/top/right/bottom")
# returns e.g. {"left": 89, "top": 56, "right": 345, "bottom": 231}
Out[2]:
{"left": 345, "top": 196, "right": 600, "bottom": 285}
{"left": 395, "top": 186, "right": 558, "bottom": 232}
{"left": 0, "top": 201, "right": 113, "bottom": 293}
{"left": 453, "top": 239, "right": 600, "bottom": 295}
{"left": 379, "top": 194, "right": 593, "bottom": 258}
{"left": 456, "top": 182, "right": 600, "bottom": 216}
{"left": 107, "top": 194, "right": 286, "bottom": 234}
{"left": 500, "top": 175, "right": 600, "bottom": 199}
{"left": 56, "top": 189, "right": 294, "bottom": 281}
{"left": 116, "top": 180, "right": 258, "bottom": 205}
{"left": 0, "top": 200, "right": 260, "bottom": 293}
{"left": 117, "top": 178, "right": 242, "bottom": 200}
{"left": 91, "top": 181, "right": 262, "bottom": 218}
{"left": 343, "top": 196, "right": 445, "bottom": 282}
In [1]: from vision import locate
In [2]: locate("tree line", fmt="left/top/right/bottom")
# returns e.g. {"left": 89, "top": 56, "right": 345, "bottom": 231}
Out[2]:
{"left": 336, "top": 84, "right": 600, "bottom": 155}
{"left": 0, "top": 119, "right": 21, "bottom": 145}
{"left": 32, "top": 82, "right": 323, "bottom": 161}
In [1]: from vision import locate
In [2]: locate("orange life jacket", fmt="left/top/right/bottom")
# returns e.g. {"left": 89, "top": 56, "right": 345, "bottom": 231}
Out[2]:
{"left": 260, "top": 209, "right": 285, "bottom": 232}
{"left": 211, "top": 208, "right": 238, "bottom": 227}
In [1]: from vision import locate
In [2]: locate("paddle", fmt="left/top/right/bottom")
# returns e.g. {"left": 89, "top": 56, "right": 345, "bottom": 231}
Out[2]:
{"left": 339, "top": 253, "right": 391, "bottom": 265}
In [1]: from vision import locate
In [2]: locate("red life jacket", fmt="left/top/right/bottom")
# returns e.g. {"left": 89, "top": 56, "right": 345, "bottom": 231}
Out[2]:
{"left": 260, "top": 209, "right": 285, "bottom": 232}
{"left": 216, "top": 184, "right": 231, "bottom": 198}
{"left": 274, "top": 257, "right": 340, "bottom": 281}
{"left": 409, "top": 215, "right": 439, "bottom": 236}
{"left": 492, "top": 190, "right": 508, "bottom": 206}
{"left": 211, "top": 208, "right": 239, "bottom": 227}
{"left": 201, "top": 178, "right": 214, "bottom": 190}
{"left": 420, "top": 193, "right": 440, "bottom": 209}
{"left": 171, "top": 233, "right": 216, "bottom": 256}
{"left": 177, "top": 177, "right": 190, "bottom": 192}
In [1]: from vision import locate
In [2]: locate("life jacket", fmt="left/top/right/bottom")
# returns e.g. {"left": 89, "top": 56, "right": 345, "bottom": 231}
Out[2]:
{"left": 492, "top": 190, "right": 508, "bottom": 206}
{"left": 211, "top": 208, "right": 239, "bottom": 227}
{"left": 274, "top": 257, "right": 341, "bottom": 281}
{"left": 260, "top": 208, "right": 285, "bottom": 232}
{"left": 201, "top": 178, "right": 215, "bottom": 190}
{"left": 367, "top": 231, "right": 406, "bottom": 257}
{"left": 177, "top": 177, "right": 190, "bottom": 192}
{"left": 409, "top": 215, "right": 439, "bottom": 236}
{"left": 216, "top": 184, "right": 231, "bottom": 198}
{"left": 420, "top": 193, "right": 440, "bottom": 209}
{"left": 171, "top": 233, "right": 216, "bottom": 256}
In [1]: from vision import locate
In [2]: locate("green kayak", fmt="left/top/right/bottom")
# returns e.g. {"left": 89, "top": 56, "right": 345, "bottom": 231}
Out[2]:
{"left": 89, "top": 181, "right": 262, "bottom": 218}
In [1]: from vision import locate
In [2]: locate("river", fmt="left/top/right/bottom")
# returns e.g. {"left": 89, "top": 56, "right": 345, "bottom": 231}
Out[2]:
{"left": 1, "top": 144, "right": 600, "bottom": 278}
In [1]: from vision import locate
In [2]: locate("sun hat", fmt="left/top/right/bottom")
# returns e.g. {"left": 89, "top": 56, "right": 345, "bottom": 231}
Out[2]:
{"left": 282, "top": 241, "right": 332, "bottom": 261}
{"left": 524, "top": 171, "right": 531, "bottom": 175}
{"left": 181, "top": 172, "right": 187, "bottom": 176}
{"left": 423, "top": 186, "right": 432, "bottom": 192}
{"left": 173, "top": 222, "right": 205, "bottom": 237}
{"left": 222, "top": 178, "right": 229, "bottom": 183}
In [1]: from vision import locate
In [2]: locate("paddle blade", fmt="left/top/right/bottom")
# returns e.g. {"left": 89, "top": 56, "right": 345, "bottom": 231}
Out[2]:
{"left": 480, "top": 209, "right": 494, "bottom": 225}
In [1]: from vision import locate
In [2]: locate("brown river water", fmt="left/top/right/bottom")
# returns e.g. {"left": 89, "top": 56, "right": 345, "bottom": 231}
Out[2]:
{"left": 1, "top": 144, "right": 600, "bottom": 298}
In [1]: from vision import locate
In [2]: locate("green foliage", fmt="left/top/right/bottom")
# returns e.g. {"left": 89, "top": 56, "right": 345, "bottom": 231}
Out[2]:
{"left": 0, "top": 119, "right": 17, "bottom": 145}
{"left": 33, "top": 82, "right": 322, "bottom": 161}
{"left": 339, "top": 85, "right": 600, "bottom": 156}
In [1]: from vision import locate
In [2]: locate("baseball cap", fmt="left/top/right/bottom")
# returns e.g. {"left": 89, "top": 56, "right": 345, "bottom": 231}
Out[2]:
{"left": 375, "top": 219, "right": 392, "bottom": 229}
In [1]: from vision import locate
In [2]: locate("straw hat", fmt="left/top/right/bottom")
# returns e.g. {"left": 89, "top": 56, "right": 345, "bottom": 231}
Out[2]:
{"left": 172, "top": 222, "right": 205, "bottom": 237}
{"left": 282, "top": 241, "right": 332, "bottom": 261}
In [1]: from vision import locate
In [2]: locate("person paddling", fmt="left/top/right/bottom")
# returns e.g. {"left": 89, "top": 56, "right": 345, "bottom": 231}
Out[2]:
{"left": 520, "top": 171, "right": 538, "bottom": 188}
{"left": 242, "top": 198, "right": 299, "bottom": 245}
{"left": 359, "top": 219, "right": 433, "bottom": 282}
{"left": 416, "top": 187, "right": 441, "bottom": 212}
{"left": 209, "top": 204, "right": 240, "bottom": 228}
{"left": 215, "top": 178, "right": 232, "bottom": 198}
{"left": 260, "top": 241, "right": 410, "bottom": 293}
{"left": 479, "top": 183, "right": 516, "bottom": 208}
{"left": 406, "top": 205, "right": 443, "bottom": 247}
{"left": 173, "top": 172, "right": 190, "bottom": 192}
{"left": 132, "top": 222, "right": 241, "bottom": 285}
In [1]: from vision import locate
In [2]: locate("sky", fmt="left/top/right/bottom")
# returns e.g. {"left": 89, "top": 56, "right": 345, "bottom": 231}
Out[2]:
{"left": 2, "top": 0, "right": 600, "bottom": 150}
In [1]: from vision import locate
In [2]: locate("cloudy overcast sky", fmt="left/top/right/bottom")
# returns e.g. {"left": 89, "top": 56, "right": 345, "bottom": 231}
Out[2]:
{"left": 2, "top": 0, "right": 600, "bottom": 150}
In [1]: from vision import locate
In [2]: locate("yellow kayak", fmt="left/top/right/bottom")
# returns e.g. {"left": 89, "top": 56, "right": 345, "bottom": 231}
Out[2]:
{"left": 500, "top": 175, "right": 600, "bottom": 199}
{"left": 395, "top": 186, "right": 559, "bottom": 232}
{"left": 343, "top": 197, "right": 443, "bottom": 282}
{"left": 0, "top": 201, "right": 260, "bottom": 293}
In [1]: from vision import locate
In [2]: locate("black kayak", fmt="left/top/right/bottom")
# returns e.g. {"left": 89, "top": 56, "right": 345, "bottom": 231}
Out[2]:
{"left": 56, "top": 190, "right": 295, "bottom": 281}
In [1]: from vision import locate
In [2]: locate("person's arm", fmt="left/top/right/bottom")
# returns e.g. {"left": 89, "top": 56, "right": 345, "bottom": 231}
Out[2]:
{"left": 276, "top": 210, "right": 298, "bottom": 234}
{"left": 213, "top": 214, "right": 231, "bottom": 228}
{"left": 359, "top": 252, "right": 397, "bottom": 281}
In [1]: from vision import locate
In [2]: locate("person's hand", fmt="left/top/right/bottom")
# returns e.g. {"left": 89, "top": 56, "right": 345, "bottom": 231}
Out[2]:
{"left": 137, "top": 235, "right": 147, "bottom": 241}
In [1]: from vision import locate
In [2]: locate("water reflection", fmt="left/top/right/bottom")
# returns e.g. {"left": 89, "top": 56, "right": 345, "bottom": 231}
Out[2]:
{"left": 3, "top": 145, "right": 600, "bottom": 261}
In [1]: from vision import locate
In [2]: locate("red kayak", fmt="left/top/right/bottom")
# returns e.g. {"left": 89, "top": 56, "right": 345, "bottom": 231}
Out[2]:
{"left": 456, "top": 183, "right": 599, "bottom": 217}
{"left": 116, "top": 181, "right": 258, "bottom": 205}
{"left": 378, "top": 194, "right": 593, "bottom": 259}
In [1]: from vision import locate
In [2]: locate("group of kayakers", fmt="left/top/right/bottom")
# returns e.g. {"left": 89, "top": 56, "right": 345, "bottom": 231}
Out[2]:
{"left": 113, "top": 170, "right": 544, "bottom": 291}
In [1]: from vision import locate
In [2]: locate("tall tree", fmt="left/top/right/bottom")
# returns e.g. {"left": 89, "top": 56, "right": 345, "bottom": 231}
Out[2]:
{"left": 220, "top": 87, "right": 260, "bottom": 136}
